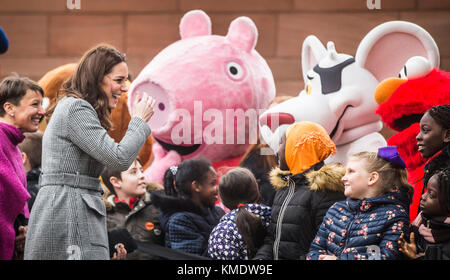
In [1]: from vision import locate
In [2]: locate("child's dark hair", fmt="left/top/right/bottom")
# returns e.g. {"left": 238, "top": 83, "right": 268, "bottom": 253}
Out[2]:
{"left": 428, "top": 104, "right": 450, "bottom": 131}
{"left": 219, "top": 167, "right": 262, "bottom": 210}
{"left": 423, "top": 105, "right": 450, "bottom": 186}
{"left": 18, "top": 131, "right": 43, "bottom": 170}
{"left": 219, "top": 167, "right": 265, "bottom": 257}
{"left": 101, "top": 157, "right": 142, "bottom": 196}
{"left": 163, "top": 158, "right": 213, "bottom": 199}
{"left": 435, "top": 168, "right": 450, "bottom": 214}
{"left": 236, "top": 205, "right": 266, "bottom": 258}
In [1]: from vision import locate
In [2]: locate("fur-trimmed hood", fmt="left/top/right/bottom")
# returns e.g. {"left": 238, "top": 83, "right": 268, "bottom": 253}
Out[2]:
{"left": 269, "top": 163, "right": 345, "bottom": 193}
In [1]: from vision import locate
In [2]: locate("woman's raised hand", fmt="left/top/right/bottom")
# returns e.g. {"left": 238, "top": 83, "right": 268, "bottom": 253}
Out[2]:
{"left": 132, "top": 92, "right": 156, "bottom": 123}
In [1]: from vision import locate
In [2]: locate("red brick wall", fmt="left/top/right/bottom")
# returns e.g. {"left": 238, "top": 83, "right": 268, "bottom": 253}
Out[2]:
{"left": 0, "top": 0, "right": 449, "bottom": 97}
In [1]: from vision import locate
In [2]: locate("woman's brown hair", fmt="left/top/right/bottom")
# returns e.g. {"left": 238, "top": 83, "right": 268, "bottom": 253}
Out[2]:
{"left": 45, "top": 44, "right": 126, "bottom": 130}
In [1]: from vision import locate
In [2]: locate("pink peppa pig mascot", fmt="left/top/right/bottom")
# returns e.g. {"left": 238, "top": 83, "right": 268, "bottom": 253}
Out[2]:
{"left": 128, "top": 10, "right": 275, "bottom": 185}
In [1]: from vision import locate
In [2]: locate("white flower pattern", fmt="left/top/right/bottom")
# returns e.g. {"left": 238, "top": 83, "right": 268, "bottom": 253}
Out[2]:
{"left": 208, "top": 203, "right": 271, "bottom": 260}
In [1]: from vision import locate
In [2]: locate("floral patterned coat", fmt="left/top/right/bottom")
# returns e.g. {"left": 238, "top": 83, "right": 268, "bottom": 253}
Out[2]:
{"left": 307, "top": 188, "right": 411, "bottom": 260}
{"left": 207, "top": 203, "right": 271, "bottom": 260}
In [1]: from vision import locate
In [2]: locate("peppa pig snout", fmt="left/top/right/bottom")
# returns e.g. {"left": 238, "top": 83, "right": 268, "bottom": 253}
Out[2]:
{"left": 130, "top": 80, "right": 172, "bottom": 134}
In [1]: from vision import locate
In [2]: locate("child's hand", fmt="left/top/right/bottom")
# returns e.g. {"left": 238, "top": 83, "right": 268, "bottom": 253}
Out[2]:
{"left": 13, "top": 226, "right": 27, "bottom": 260}
{"left": 111, "top": 243, "right": 127, "bottom": 260}
{"left": 318, "top": 255, "right": 337, "bottom": 260}
{"left": 398, "top": 232, "right": 425, "bottom": 259}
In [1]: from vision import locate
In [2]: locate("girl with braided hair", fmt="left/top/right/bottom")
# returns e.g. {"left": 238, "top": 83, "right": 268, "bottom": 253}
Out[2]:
{"left": 416, "top": 104, "right": 450, "bottom": 207}
{"left": 151, "top": 159, "right": 225, "bottom": 256}
{"left": 398, "top": 168, "right": 450, "bottom": 259}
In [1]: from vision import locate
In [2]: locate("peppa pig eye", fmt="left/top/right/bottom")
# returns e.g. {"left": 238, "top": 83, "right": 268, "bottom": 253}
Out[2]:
{"left": 226, "top": 62, "right": 244, "bottom": 80}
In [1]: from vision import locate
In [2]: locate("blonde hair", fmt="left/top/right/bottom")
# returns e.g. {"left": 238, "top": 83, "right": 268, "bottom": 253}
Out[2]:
{"left": 351, "top": 151, "right": 413, "bottom": 201}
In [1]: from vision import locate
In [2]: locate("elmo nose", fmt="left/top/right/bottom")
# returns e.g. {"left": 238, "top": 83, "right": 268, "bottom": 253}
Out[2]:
{"left": 374, "top": 77, "right": 407, "bottom": 104}
{"left": 259, "top": 112, "right": 295, "bottom": 133}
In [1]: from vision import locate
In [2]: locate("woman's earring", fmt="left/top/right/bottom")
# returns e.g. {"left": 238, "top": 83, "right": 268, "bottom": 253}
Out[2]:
{"left": 10, "top": 113, "right": 14, "bottom": 117}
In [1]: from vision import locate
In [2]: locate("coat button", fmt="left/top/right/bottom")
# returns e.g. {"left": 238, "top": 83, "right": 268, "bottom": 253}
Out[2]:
{"left": 145, "top": 221, "right": 154, "bottom": 231}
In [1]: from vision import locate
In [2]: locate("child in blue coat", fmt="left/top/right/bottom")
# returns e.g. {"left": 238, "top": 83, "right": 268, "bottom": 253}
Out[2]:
{"left": 307, "top": 146, "right": 413, "bottom": 260}
{"left": 151, "top": 159, "right": 225, "bottom": 256}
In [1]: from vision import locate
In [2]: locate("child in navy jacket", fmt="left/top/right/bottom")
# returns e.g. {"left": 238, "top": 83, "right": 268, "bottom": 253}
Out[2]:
{"left": 151, "top": 159, "right": 224, "bottom": 256}
{"left": 307, "top": 147, "right": 413, "bottom": 260}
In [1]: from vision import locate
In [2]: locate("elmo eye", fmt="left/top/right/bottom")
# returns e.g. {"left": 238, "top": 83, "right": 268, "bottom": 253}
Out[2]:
{"left": 226, "top": 62, "right": 244, "bottom": 80}
{"left": 398, "top": 66, "right": 407, "bottom": 79}
{"left": 400, "top": 56, "right": 432, "bottom": 80}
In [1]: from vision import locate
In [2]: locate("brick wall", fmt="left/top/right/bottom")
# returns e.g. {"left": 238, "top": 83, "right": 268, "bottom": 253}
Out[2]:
{"left": 1, "top": 0, "right": 449, "bottom": 92}
{"left": 0, "top": 0, "right": 449, "bottom": 138}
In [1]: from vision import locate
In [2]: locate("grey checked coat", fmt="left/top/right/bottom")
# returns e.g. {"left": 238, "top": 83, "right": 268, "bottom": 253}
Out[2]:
{"left": 24, "top": 97, "right": 151, "bottom": 260}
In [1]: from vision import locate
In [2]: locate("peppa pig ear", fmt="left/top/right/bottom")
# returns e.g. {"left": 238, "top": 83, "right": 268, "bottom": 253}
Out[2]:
{"left": 226, "top": 17, "right": 258, "bottom": 53}
{"left": 179, "top": 10, "right": 212, "bottom": 39}
{"left": 355, "top": 21, "right": 440, "bottom": 82}
{"left": 301, "top": 35, "right": 327, "bottom": 83}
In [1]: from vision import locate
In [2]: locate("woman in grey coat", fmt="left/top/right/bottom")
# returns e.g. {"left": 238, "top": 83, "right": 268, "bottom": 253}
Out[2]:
{"left": 24, "top": 44, "right": 156, "bottom": 260}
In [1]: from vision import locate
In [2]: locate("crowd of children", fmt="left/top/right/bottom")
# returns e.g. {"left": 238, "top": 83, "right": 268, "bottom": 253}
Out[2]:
{"left": 0, "top": 46, "right": 449, "bottom": 260}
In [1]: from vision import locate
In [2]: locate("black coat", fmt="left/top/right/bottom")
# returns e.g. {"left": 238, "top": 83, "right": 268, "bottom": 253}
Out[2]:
{"left": 423, "top": 145, "right": 450, "bottom": 186}
{"left": 254, "top": 162, "right": 346, "bottom": 260}
{"left": 26, "top": 167, "right": 41, "bottom": 211}
{"left": 13, "top": 167, "right": 42, "bottom": 241}
{"left": 103, "top": 183, "right": 165, "bottom": 259}
{"left": 239, "top": 147, "right": 276, "bottom": 206}
{"left": 412, "top": 213, "right": 450, "bottom": 260}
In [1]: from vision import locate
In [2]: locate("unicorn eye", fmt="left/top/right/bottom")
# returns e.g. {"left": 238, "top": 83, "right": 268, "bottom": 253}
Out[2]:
{"left": 305, "top": 70, "right": 315, "bottom": 94}
{"left": 226, "top": 62, "right": 244, "bottom": 80}
{"left": 306, "top": 81, "right": 312, "bottom": 95}
{"left": 306, "top": 70, "right": 315, "bottom": 80}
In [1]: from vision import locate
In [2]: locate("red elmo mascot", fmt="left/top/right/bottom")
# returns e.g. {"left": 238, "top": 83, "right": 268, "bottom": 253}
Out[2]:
{"left": 375, "top": 56, "right": 450, "bottom": 221}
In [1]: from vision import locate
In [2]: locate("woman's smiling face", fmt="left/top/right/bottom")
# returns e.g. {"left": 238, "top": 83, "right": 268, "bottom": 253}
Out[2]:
{"left": 10, "top": 89, "right": 45, "bottom": 133}
{"left": 101, "top": 62, "right": 129, "bottom": 110}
